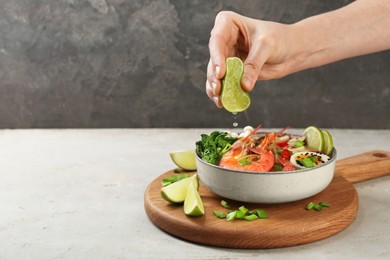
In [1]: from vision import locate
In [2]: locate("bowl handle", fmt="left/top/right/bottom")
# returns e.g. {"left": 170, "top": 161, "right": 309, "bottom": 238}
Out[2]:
{"left": 335, "top": 150, "right": 390, "bottom": 183}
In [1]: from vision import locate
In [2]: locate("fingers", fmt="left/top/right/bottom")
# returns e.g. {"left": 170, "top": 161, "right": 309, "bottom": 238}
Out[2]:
{"left": 206, "top": 59, "right": 223, "bottom": 108}
{"left": 209, "top": 11, "right": 240, "bottom": 80}
{"left": 240, "top": 36, "right": 270, "bottom": 91}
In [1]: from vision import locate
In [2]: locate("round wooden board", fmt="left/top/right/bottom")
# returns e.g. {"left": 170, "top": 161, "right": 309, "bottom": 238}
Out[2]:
{"left": 144, "top": 170, "right": 358, "bottom": 249}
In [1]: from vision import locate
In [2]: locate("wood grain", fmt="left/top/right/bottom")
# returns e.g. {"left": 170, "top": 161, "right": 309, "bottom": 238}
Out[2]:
{"left": 335, "top": 150, "right": 390, "bottom": 183}
{"left": 144, "top": 151, "right": 390, "bottom": 249}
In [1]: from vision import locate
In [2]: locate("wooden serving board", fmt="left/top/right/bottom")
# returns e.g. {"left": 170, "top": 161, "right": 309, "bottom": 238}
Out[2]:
{"left": 144, "top": 151, "right": 390, "bottom": 249}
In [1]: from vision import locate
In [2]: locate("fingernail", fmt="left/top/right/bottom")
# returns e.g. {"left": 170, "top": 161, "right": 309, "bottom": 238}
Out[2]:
{"left": 215, "top": 65, "right": 220, "bottom": 76}
{"left": 213, "top": 96, "right": 219, "bottom": 105}
{"left": 211, "top": 82, "right": 217, "bottom": 94}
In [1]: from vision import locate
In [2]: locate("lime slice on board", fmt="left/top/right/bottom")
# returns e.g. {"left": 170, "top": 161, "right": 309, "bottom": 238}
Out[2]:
{"left": 184, "top": 182, "right": 205, "bottom": 217}
{"left": 321, "top": 129, "right": 334, "bottom": 155}
{"left": 303, "top": 126, "right": 324, "bottom": 152}
{"left": 161, "top": 174, "right": 199, "bottom": 203}
{"left": 220, "top": 57, "right": 251, "bottom": 113}
{"left": 169, "top": 149, "right": 197, "bottom": 171}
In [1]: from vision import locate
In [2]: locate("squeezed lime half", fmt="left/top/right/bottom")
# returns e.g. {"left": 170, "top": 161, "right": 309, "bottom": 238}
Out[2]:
{"left": 220, "top": 57, "right": 251, "bottom": 113}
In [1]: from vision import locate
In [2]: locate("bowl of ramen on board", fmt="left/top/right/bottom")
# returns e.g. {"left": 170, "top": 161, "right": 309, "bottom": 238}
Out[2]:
{"left": 195, "top": 125, "right": 336, "bottom": 204}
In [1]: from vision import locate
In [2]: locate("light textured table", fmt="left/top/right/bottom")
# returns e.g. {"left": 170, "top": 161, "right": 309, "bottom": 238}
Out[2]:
{"left": 0, "top": 128, "right": 389, "bottom": 259}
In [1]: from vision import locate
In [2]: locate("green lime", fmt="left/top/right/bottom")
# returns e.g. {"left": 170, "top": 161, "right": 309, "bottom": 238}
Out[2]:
{"left": 169, "top": 149, "right": 197, "bottom": 171}
{"left": 184, "top": 182, "right": 204, "bottom": 217}
{"left": 321, "top": 129, "right": 334, "bottom": 155}
{"left": 303, "top": 126, "right": 324, "bottom": 152}
{"left": 220, "top": 57, "right": 251, "bottom": 113}
{"left": 161, "top": 174, "right": 199, "bottom": 203}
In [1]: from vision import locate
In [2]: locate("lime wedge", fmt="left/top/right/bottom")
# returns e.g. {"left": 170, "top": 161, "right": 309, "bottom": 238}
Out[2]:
{"left": 303, "top": 126, "right": 324, "bottom": 152}
{"left": 321, "top": 129, "right": 334, "bottom": 155}
{"left": 220, "top": 57, "right": 251, "bottom": 113}
{"left": 184, "top": 182, "right": 204, "bottom": 217}
{"left": 169, "top": 149, "right": 196, "bottom": 171}
{"left": 161, "top": 174, "right": 199, "bottom": 203}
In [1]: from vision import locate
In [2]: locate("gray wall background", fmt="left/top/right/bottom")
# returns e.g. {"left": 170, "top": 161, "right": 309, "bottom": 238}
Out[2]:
{"left": 0, "top": 0, "right": 389, "bottom": 129}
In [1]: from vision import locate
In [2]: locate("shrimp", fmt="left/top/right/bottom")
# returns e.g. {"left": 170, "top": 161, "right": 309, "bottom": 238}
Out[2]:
{"left": 219, "top": 126, "right": 276, "bottom": 172}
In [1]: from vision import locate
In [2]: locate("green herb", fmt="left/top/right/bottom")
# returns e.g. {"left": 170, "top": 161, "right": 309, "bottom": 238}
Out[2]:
{"left": 299, "top": 157, "right": 314, "bottom": 168}
{"left": 305, "top": 202, "right": 315, "bottom": 210}
{"left": 313, "top": 204, "right": 322, "bottom": 211}
{"left": 226, "top": 211, "right": 237, "bottom": 221}
{"left": 195, "top": 131, "right": 238, "bottom": 165}
{"left": 319, "top": 202, "right": 330, "bottom": 208}
{"left": 213, "top": 210, "right": 227, "bottom": 219}
{"left": 221, "top": 200, "right": 230, "bottom": 208}
{"left": 239, "top": 157, "right": 251, "bottom": 166}
{"left": 306, "top": 201, "right": 330, "bottom": 211}
{"left": 214, "top": 200, "right": 268, "bottom": 222}
{"left": 238, "top": 206, "right": 248, "bottom": 215}
{"left": 255, "top": 209, "right": 268, "bottom": 219}
{"left": 161, "top": 174, "right": 189, "bottom": 186}
{"left": 235, "top": 210, "right": 245, "bottom": 219}
{"left": 173, "top": 168, "right": 182, "bottom": 173}
{"left": 273, "top": 164, "right": 283, "bottom": 171}
{"left": 244, "top": 214, "right": 259, "bottom": 221}
{"left": 294, "top": 140, "right": 304, "bottom": 148}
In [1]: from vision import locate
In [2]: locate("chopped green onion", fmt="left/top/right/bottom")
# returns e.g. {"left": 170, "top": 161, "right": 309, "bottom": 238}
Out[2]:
{"left": 300, "top": 157, "right": 314, "bottom": 168}
{"left": 244, "top": 214, "right": 259, "bottom": 221}
{"left": 255, "top": 209, "right": 268, "bottom": 219}
{"left": 238, "top": 206, "right": 248, "bottom": 215}
{"left": 221, "top": 200, "right": 230, "bottom": 208}
{"left": 294, "top": 140, "right": 304, "bottom": 148}
{"left": 273, "top": 164, "right": 283, "bottom": 171}
{"left": 235, "top": 210, "right": 245, "bottom": 219}
{"left": 213, "top": 210, "right": 226, "bottom": 219}
{"left": 319, "top": 202, "right": 330, "bottom": 208}
{"left": 306, "top": 201, "right": 330, "bottom": 211}
{"left": 306, "top": 202, "right": 315, "bottom": 210}
{"left": 314, "top": 204, "right": 322, "bottom": 211}
{"left": 226, "top": 211, "right": 237, "bottom": 221}
{"left": 239, "top": 158, "right": 251, "bottom": 165}
{"left": 161, "top": 174, "right": 189, "bottom": 186}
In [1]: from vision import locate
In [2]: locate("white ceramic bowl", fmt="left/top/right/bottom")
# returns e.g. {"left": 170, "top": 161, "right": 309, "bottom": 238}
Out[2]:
{"left": 195, "top": 149, "right": 337, "bottom": 204}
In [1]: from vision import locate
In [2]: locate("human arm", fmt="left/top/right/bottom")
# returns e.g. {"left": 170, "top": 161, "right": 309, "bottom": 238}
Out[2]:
{"left": 206, "top": 0, "right": 390, "bottom": 108}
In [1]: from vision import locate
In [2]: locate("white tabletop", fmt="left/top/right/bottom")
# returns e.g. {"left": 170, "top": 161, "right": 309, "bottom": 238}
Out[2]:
{"left": 1, "top": 128, "right": 390, "bottom": 259}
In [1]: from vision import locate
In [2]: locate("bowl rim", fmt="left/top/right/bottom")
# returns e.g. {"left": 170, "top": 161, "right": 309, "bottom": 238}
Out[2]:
{"left": 195, "top": 148, "right": 337, "bottom": 176}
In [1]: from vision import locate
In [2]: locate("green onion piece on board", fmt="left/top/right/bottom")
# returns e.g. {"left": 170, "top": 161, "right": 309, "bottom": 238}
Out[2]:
{"left": 306, "top": 202, "right": 315, "bottom": 210}
{"left": 213, "top": 210, "right": 227, "bottom": 219}
{"left": 256, "top": 209, "right": 268, "bottom": 219}
{"left": 319, "top": 202, "right": 330, "bottom": 208}
{"left": 226, "top": 211, "right": 237, "bottom": 221}
{"left": 221, "top": 200, "right": 230, "bottom": 208}
{"left": 244, "top": 214, "right": 259, "bottom": 221}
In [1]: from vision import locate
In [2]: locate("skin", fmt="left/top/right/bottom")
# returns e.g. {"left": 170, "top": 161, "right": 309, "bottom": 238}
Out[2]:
{"left": 206, "top": 0, "right": 390, "bottom": 108}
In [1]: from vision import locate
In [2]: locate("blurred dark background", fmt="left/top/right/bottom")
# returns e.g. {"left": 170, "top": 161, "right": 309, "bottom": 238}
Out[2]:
{"left": 0, "top": 0, "right": 389, "bottom": 129}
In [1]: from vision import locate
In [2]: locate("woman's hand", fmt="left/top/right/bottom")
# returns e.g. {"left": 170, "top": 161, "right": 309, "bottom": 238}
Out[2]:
{"left": 206, "top": 1, "right": 390, "bottom": 108}
{"left": 206, "top": 11, "right": 292, "bottom": 108}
